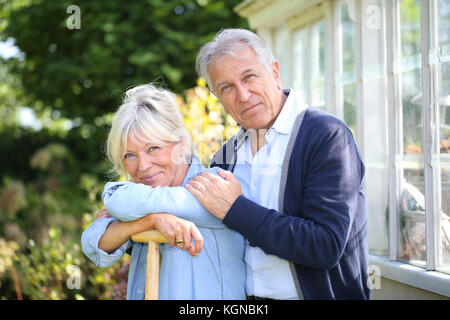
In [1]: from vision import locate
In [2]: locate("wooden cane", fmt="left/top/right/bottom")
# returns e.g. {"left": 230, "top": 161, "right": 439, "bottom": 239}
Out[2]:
{"left": 131, "top": 230, "right": 168, "bottom": 300}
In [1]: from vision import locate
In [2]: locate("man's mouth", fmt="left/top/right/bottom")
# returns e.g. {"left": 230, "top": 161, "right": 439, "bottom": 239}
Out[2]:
{"left": 242, "top": 103, "right": 261, "bottom": 115}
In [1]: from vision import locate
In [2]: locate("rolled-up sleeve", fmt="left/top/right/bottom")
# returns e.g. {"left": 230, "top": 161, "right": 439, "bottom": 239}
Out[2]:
{"left": 81, "top": 217, "right": 131, "bottom": 267}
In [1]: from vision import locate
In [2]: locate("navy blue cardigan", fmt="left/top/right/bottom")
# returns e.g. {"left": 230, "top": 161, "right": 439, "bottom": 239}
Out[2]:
{"left": 211, "top": 107, "right": 370, "bottom": 300}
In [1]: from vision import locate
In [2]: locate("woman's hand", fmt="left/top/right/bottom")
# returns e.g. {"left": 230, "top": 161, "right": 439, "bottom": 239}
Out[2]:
{"left": 95, "top": 208, "right": 111, "bottom": 220}
{"left": 94, "top": 208, "right": 203, "bottom": 257}
{"left": 147, "top": 213, "right": 204, "bottom": 257}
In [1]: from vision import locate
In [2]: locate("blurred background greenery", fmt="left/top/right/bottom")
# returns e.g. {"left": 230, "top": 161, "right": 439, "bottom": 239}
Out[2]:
{"left": 0, "top": 0, "right": 246, "bottom": 300}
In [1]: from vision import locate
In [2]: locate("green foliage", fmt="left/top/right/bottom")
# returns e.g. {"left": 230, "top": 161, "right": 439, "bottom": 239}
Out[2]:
{"left": 179, "top": 79, "right": 239, "bottom": 166}
{"left": 0, "top": 80, "right": 239, "bottom": 299}
{"left": 0, "top": 0, "right": 247, "bottom": 121}
{"left": 0, "top": 81, "right": 239, "bottom": 300}
{"left": 0, "top": 0, "right": 245, "bottom": 299}
{"left": 12, "top": 226, "right": 129, "bottom": 300}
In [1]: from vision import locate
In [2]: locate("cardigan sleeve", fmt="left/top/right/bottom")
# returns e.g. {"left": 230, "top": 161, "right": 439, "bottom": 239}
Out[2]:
{"left": 223, "top": 120, "right": 365, "bottom": 271}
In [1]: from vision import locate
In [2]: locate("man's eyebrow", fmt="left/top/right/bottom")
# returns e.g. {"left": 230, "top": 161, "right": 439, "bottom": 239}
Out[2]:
{"left": 215, "top": 69, "right": 255, "bottom": 89}
{"left": 215, "top": 80, "right": 228, "bottom": 89}
{"left": 241, "top": 68, "right": 254, "bottom": 75}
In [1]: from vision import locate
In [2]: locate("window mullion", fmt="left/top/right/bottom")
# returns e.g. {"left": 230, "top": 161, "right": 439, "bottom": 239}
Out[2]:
{"left": 354, "top": 0, "right": 364, "bottom": 152}
{"left": 420, "top": 0, "right": 441, "bottom": 271}
{"left": 334, "top": 0, "right": 344, "bottom": 119}
{"left": 306, "top": 25, "right": 312, "bottom": 106}
{"left": 386, "top": 0, "right": 403, "bottom": 262}
{"left": 325, "top": 0, "right": 336, "bottom": 116}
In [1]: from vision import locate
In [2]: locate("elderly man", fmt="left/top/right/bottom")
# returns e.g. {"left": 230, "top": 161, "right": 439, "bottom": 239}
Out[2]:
{"left": 186, "top": 28, "right": 370, "bottom": 300}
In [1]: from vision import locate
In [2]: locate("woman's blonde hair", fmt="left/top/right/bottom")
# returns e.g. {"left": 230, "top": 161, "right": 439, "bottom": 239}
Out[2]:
{"left": 106, "top": 83, "right": 193, "bottom": 179}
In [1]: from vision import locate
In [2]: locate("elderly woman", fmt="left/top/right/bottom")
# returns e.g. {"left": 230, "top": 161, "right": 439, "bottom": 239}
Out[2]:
{"left": 81, "top": 84, "right": 245, "bottom": 300}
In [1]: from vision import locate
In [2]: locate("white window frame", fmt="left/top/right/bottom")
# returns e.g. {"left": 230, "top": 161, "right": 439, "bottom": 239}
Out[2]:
{"left": 374, "top": 0, "right": 450, "bottom": 295}
{"left": 288, "top": 2, "right": 329, "bottom": 110}
{"left": 235, "top": 0, "right": 450, "bottom": 297}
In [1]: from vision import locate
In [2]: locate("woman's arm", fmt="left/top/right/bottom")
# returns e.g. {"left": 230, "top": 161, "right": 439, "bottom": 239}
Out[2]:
{"left": 96, "top": 210, "right": 203, "bottom": 256}
{"left": 102, "top": 181, "right": 223, "bottom": 228}
{"left": 81, "top": 216, "right": 130, "bottom": 267}
{"left": 98, "top": 216, "right": 149, "bottom": 254}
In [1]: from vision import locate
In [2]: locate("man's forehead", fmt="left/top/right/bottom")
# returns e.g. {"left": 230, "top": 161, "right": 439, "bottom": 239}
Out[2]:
{"left": 211, "top": 46, "right": 257, "bottom": 65}
{"left": 208, "top": 48, "right": 262, "bottom": 83}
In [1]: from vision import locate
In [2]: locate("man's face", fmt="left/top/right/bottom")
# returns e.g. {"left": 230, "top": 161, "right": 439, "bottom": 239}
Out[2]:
{"left": 208, "top": 47, "right": 284, "bottom": 130}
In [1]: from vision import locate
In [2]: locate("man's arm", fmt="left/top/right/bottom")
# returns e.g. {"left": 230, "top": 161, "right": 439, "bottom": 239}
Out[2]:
{"left": 187, "top": 125, "right": 364, "bottom": 270}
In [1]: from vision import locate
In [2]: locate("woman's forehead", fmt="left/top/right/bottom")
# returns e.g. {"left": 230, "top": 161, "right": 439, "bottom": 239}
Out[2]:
{"left": 125, "top": 132, "right": 166, "bottom": 149}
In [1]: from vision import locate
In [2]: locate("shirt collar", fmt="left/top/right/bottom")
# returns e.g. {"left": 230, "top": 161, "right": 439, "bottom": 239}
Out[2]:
{"left": 271, "top": 88, "right": 306, "bottom": 135}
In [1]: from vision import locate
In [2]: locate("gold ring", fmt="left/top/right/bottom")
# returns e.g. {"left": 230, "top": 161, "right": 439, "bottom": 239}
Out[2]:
{"left": 175, "top": 239, "right": 184, "bottom": 244}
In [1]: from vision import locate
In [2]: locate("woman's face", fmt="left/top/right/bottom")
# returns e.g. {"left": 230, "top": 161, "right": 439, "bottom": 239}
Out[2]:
{"left": 122, "top": 136, "right": 187, "bottom": 187}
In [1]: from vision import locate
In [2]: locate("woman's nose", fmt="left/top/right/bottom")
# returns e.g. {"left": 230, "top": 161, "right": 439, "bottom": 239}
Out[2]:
{"left": 138, "top": 153, "right": 153, "bottom": 171}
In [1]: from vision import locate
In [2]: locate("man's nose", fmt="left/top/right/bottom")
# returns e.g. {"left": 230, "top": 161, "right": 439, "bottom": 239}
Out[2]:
{"left": 236, "top": 83, "right": 251, "bottom": 102}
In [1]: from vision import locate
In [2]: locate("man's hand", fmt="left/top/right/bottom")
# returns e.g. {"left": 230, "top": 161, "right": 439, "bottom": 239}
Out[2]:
{"left": 186, "top": 170, "right": 242, "bottom": 220}
{"left": 146, "top": 213, "right": 204, "bottom": 257}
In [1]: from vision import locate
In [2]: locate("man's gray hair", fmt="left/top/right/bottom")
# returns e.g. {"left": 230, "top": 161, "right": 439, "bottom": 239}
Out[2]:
{"left": 195, "top": 28, "right": 276, "bottom": 93}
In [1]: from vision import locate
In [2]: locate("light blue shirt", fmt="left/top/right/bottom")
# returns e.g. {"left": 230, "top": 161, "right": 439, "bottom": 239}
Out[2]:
{"left": 81, "top": 157, "right": 246, "bottom": 300}
{"left": 232, "top": 89, "right": 306, "bottom": 299}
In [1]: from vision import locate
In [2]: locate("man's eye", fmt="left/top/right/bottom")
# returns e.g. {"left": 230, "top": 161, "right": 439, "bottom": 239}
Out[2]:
{"left": 221, "top": 85, "right": 231, "bottom": 93}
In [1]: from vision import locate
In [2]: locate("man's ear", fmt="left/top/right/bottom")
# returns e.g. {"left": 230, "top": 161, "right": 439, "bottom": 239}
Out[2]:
{"left": 271, "top": 61, "right": 282, "bottom": 89}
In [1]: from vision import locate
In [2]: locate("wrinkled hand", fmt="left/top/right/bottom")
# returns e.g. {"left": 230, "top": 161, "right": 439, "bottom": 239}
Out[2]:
{"left": 95, "top": 208, "right": 111, "bottom": 220}
{"left": 150, "top": 213, "right": 203, "bottom": 257}
{"left": 186, "top": 170, "right": 242, "bottom": 220}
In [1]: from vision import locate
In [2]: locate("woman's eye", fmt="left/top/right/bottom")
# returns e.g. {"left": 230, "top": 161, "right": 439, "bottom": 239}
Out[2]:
{"left": 123, "top": 153, "right": 134, "bottom": 159}
{"left": 147, "top": 146, "right": 159, "bottom": 152}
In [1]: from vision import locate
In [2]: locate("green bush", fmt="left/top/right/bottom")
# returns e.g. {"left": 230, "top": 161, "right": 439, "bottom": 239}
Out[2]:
{"left": 0, "top": 82, "right": 238, "bottom": 300}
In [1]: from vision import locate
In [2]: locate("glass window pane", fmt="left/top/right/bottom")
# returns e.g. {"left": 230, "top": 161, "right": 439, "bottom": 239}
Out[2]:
{"left": 438, "top": 0, "right": 450, "bottom": 274}
{"left": 274, "top": 26, "right": 291, "bottom": 88}
{"left": 343, "top": 83, "right": 357, "bottom": 135}
{"left": 361, "top": 0, "right": 389, "bottom": 258}
{"left": 398, "top": 0, "right": 426, "bottom": 268}
{"left": 293, "top": 28, "right": 308, "bottom": 106}
{"left": 340, "top": 1, "right": 357, "bottom": 137}
{"left": 311, "top": 20, "right": 325, "bottom": 108}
